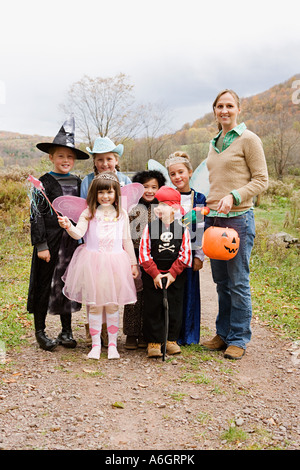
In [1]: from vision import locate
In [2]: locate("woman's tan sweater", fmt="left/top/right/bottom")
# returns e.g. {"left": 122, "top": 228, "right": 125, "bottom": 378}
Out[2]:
{"left": 206, "top": 129, "right": 268, "bottom": 212}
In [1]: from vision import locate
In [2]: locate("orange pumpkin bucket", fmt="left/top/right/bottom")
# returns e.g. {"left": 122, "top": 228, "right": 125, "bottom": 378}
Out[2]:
{"left": 202, "top": 226, "right": 240, "bottom": 260}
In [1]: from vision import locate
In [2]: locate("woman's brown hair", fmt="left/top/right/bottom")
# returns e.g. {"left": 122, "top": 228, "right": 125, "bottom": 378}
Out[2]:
{"left": 86, "top": 172, "right": 121, "bottom": 219}
{"left": 212, "top": 89, "right": 241, "bottom": 131}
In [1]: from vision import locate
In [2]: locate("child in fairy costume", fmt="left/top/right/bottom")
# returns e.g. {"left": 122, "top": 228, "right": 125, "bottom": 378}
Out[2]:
{"left": 58, "top": 172, "right": 138, "bottom": 360}
{"left": 80, "top": 136, "right": 131, "bottom": 346}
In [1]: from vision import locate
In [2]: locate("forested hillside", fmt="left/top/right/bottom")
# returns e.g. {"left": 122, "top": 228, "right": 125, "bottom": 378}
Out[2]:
{"left": 1, "top": 74, "right": 299, "bottom": 178}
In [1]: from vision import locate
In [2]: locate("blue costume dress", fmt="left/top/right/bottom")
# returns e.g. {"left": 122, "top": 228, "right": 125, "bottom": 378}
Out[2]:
{"left": 178, "top": 189, "right": 206, "bottom": 345}
{"left": 80, "top": 171, "right": 131, "bottom": 198}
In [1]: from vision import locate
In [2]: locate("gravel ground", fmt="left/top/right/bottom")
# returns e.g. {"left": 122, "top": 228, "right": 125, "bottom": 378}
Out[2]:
{"left": 0, "top": 263, "right": 299, "bottom": 451}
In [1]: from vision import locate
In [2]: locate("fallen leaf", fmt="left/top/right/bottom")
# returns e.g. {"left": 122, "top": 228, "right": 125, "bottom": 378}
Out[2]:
{"left": 112, "top": 401, "right": 125, "bottom": 409}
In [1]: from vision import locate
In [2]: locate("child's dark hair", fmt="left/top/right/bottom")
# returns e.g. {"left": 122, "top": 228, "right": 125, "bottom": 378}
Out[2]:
{"left": 132, "top": 170, "right": 166, "bottom": 188}
{"left": 86, "top": 172, "right": 121, "bottom": 219}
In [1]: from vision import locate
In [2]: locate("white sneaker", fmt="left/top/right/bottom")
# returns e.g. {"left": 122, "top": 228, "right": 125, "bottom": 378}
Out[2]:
{"left": 108, "top": 345, "right": 120, "bottom": 359}
{"left": 88, "top": 345, "right": 101, "bottom": 359}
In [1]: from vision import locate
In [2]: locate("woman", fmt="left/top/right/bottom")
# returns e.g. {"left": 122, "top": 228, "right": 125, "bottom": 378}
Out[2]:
{"left": 202, "top": 89, "right": 268, "bottom": 359}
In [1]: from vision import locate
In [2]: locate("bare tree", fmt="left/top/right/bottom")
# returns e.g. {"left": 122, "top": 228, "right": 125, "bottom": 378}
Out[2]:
{"left": 60, "top": 73, "right": 139, "bottom": 147}
{"left": 60, "top": 74, "right": 173, "bottom": 163}
{"left": 138, "top": 102, "right": 173, "bottom": 160}
{"left": 264, "top": 115, "right": 300, "bottom": 179}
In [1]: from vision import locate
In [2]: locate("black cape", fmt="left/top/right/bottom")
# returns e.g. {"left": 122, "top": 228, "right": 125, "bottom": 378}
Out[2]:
{"left": 27, "top": 173, "right": 81, "bottom": 317}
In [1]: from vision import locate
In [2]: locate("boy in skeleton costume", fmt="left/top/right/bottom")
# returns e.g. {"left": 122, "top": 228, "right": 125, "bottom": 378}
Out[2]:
{"left": 139, "top": 186, "right": 192, "bottom": 357}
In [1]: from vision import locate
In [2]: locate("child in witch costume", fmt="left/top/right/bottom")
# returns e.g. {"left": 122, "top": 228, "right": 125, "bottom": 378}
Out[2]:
{"left": 139, "top": 186, "right": 192, "bottom": 358}
{"left": 27, "top": 117, "right": 89, "bottom": 351}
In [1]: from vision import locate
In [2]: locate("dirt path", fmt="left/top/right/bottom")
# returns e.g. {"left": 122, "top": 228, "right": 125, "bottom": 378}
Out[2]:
{"left": 0, "top": 263, "right": 299, "bottom": 451}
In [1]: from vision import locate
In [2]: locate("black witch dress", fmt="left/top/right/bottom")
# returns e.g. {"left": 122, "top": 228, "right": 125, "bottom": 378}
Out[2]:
{"left": 27, "top": 172, "right": 81, "bottom": 330}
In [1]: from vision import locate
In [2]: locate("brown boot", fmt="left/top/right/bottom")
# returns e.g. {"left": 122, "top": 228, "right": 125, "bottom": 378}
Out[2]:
{"left": 147, "top": 343, "right": 162, "bottom": 358}
{"left": 166, "top": 341, "right": 181, "bottom": 355}
{"left": 202, "top": 334, "right": 226, "bottom": 351}
{"left": 101, "top": 323, "right": 108, "bottom": 348}
{"left": 125, "top": 335, "right": 138, "bottom": 350}
{"left": 85, "top": 323, "right": 92, "bottom": 345}
{"left": 224, "top": 345, "right": 245, "bottom": 360}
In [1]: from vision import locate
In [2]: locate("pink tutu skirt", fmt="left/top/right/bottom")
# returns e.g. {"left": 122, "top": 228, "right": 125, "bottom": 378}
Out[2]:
{"left": 62, "top": 245, "right": 137, "bottom": 307}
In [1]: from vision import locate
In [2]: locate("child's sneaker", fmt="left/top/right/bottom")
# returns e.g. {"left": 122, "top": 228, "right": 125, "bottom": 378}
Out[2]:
{"left": 88, "top": 345, "right": 101, "bottom": 360}
{"left": 108, "top": 345, "right": 120, "bottom": 359}
{"left": 147, "top": 343, "right": 163, "bottom": 358}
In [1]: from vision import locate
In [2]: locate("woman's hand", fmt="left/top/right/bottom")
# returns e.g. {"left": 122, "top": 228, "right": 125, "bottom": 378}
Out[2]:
{"left": 217, "top": 194, "right": 234, "bottom": 214}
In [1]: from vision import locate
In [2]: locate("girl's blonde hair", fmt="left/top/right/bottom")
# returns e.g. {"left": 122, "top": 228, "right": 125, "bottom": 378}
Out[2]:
{"left": 86, "top": 172, "right": 121, "bottom": 219}
{"left": 165, "top": 151, "right": 193, "bottom": 172}
{"left": 212, "top": 89, "right": 241, "bottom": 131}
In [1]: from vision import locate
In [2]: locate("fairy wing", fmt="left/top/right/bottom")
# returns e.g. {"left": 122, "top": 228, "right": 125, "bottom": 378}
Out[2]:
{"left": 190, "top": 159, "right": 210, "bottom": 196}
{"left": 147, "top": 159, "right": 175, "bottom": 188}
{"left": 52, "top": 196, "right": 87, "bottom": 222}
{"left": 121, "top": 183, "right": 145, "bottom": 213}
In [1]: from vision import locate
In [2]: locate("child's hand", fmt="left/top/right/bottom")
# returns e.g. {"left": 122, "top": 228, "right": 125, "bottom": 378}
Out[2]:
{"left": 154, "top": 273, "right": 175, "bottom": 289}
{"left": 193, "top": 257, "right": 203, "bottom": 271}
{"left": 58, "top": 215, "right": 71, "bottom": 230}
{"left": 131, "top": 265, "right": 139, "bottom": 278}
{"left": 38, "top": 249, "right": 51, "bottom": 263}
{"left": 161, "top": 273, "right": 175, "bottom": 289}
{"left": 153, "top": 273, "right": 163, "bottom": 289}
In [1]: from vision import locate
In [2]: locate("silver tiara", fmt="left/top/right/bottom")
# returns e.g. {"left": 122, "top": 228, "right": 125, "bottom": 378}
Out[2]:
{"left": 95, "top": 172, "right": 119, "bottom": 183}
{"left": 165, "top": 155, "right": 192, "bottom": 168}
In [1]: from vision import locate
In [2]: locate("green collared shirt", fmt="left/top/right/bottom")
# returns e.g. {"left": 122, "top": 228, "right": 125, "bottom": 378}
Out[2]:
{"left": 208, "top": 122, "right": 250, "bottom": 218}
{"left": 211, "top": 122, "right": 247, "bottom": 154}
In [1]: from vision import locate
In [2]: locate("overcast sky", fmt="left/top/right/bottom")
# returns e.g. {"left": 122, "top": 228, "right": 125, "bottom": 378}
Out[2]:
{"left": 0, "top": 0, "right": 299, "bottom": 139}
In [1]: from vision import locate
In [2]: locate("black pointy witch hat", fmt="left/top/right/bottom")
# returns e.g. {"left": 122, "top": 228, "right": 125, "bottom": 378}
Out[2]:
{"left": 36, "top": 116, "right": 89, "bottom": 160}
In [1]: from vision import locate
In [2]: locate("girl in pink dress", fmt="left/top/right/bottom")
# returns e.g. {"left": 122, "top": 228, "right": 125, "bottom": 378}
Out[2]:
{"left": 58, "top": 172, "right": 139, "bottom": 360}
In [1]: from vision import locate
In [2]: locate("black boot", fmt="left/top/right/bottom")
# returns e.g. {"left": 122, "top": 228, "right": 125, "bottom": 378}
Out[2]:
{"left": 57, "top": 314, "right": 77, "bottom": 348}
{"left": 35, "top": 330, "right": 57, "bottom": 351}
{"left": 57, "top": 330, "right": 77, "bottom": 348}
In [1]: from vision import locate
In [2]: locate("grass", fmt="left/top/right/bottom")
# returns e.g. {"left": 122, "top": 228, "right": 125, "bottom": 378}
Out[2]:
{"left": 250, "top": 197, "right": 300, "bottom": 340}
{"left": 0, "top": 179, "right": 299, "bottom": 350}
{"left": 0, "top": 218, "right": 33, "bottom": 348}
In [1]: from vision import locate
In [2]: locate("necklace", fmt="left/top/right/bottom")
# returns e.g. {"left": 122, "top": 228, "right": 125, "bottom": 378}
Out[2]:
{"left": 96, "top": 206, "right": 118, "bottom": 222}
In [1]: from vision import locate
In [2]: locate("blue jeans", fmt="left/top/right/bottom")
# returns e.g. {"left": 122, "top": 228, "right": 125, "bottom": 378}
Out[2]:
{"left": 205, "top": 211, "right": 255, "bottom": 349}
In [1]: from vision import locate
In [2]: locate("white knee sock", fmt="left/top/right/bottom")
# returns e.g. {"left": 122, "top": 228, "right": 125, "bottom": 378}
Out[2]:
{"left": 106, "top": 311, "right": 120, "bottom": 359}
{"left": 88, "top": 310, "right": 102, "bottom": 359}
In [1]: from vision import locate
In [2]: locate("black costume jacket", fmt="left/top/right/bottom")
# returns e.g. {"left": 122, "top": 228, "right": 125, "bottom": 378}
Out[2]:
{"left": 27, "top": 173, "right": 81, "bottom": 317}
